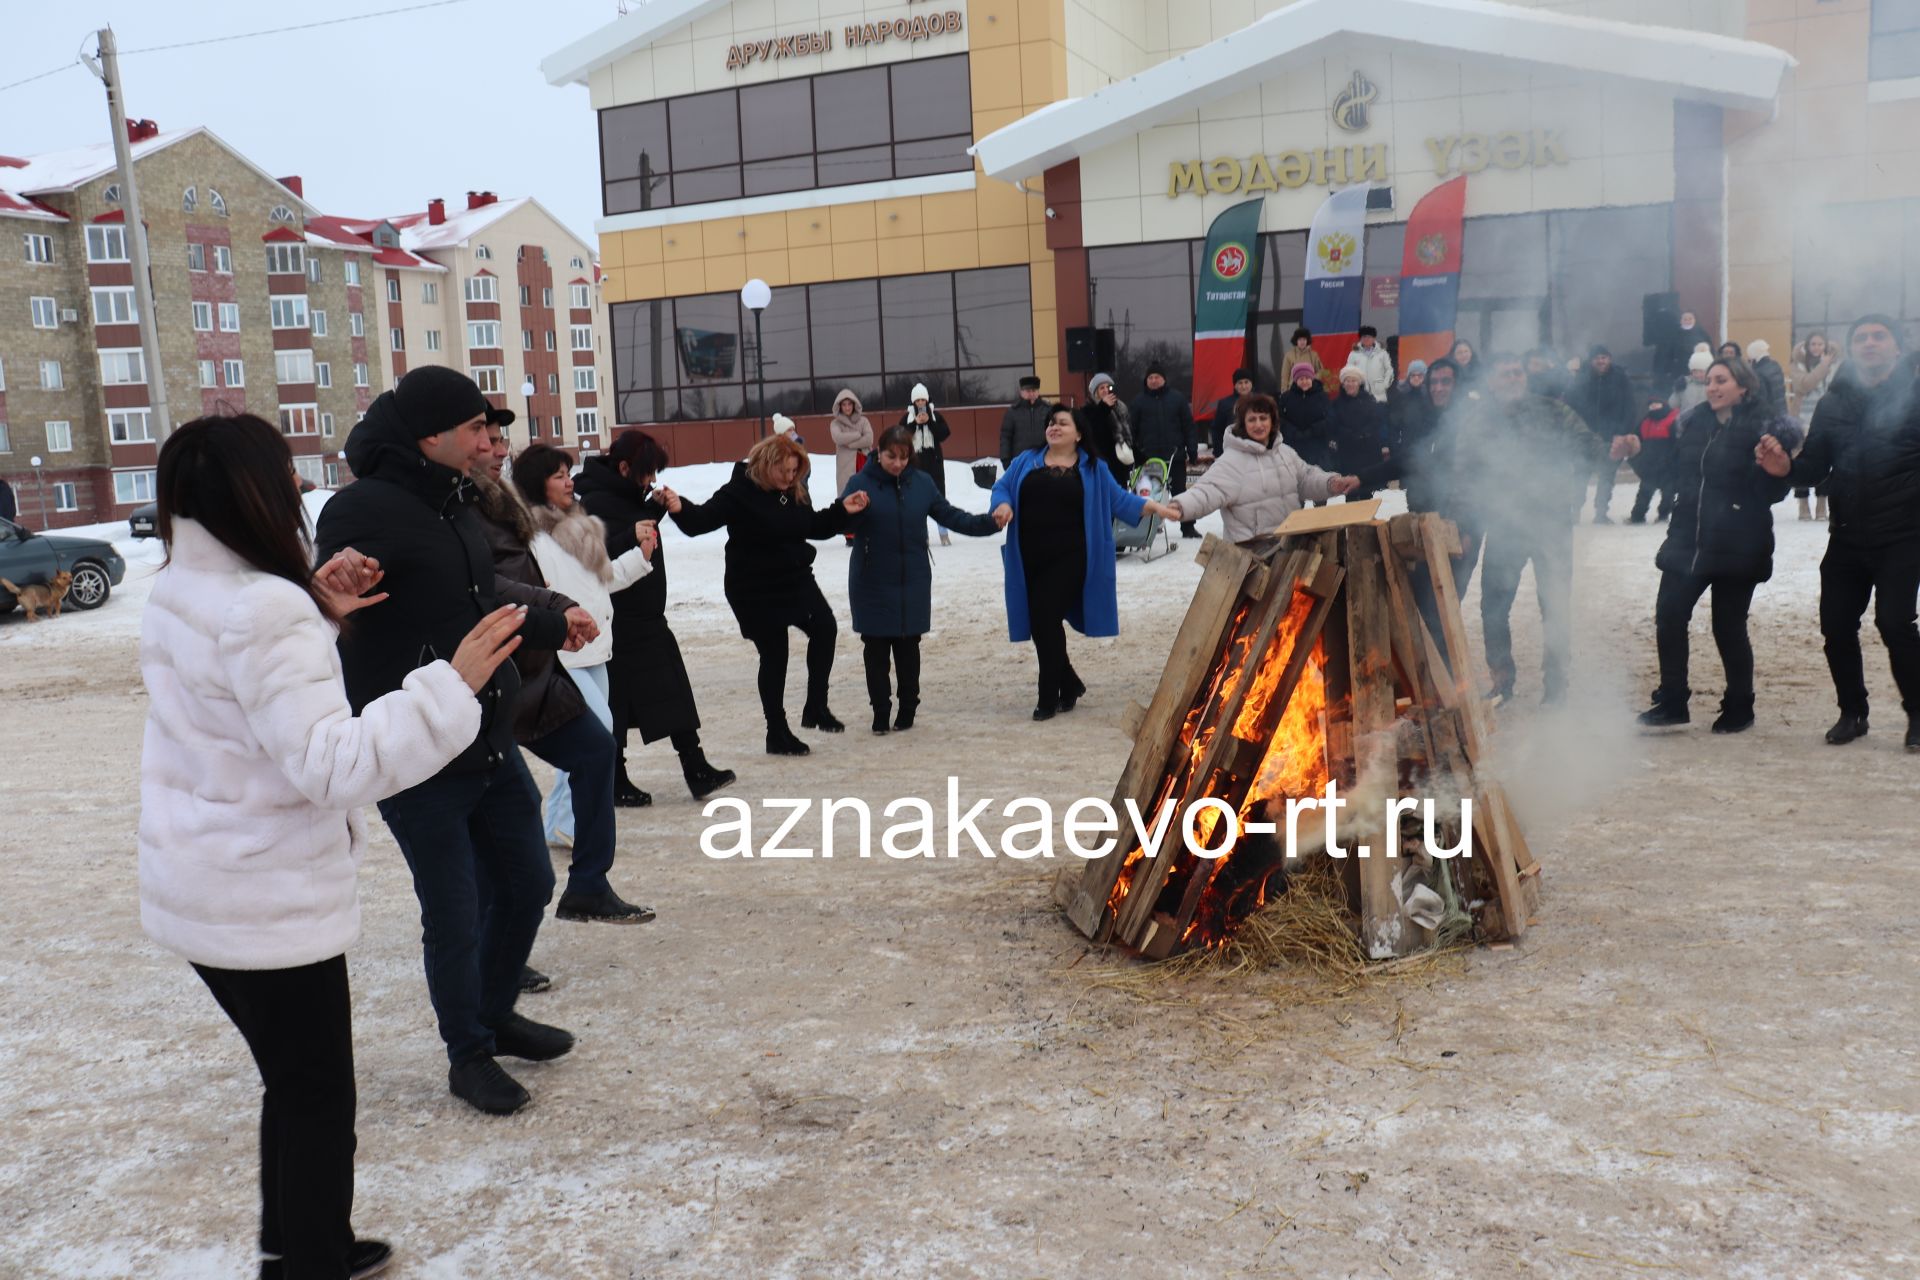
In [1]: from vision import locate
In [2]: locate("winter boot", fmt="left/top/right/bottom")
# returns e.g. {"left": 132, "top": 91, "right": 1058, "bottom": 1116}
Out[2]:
{"left": 679, "top": 748, "right": 736, "bottom": 800}
{"left": 872, "top": 705, "right": 891, "bottom": 734}
{"left": 518, "top": 965, "right": 552, "bottom": 994}
{"left": 1815, "top": 494, "right": 1829, "bottom": 520}
{"left": 448, "top": 1054, "right": 530, "bottom": 1115}
{"left": 1638, "top": 689, "right": 1690, "bottom": 728}
{"left": 613, "top": 760, "right": 652, "bottom": 808}
{"left": 1059, "top": 669, "right": 1087, "bottom": 713}
{"left": 893, "top": 701, "right": 917, "bottom": 731}
{"left": 1907, "top": 716, "right": 1920, "bottom": 752}
{"left": 260, "top": 1238, "right": 393, "bottom": 1280}
{"left": 1711, "top": 696, "right": 1755, "bottom": 735}
{"left": 485, "top": 1012, "right": 576, "bottom": 1062}
{"left": 556, "top": 888, "right": 655, "bottom": 924}
{"left": 801, "top": 704, "right": 845, "bottom": 733}
{"left": 1796, "top": 495, "right": 1813, "bottom": 521}
{"left": 1825, "top": 712, "right": 1869, "bottom": 745}
{"left": 766, "top": 721, "right": 811, "bottom": 756}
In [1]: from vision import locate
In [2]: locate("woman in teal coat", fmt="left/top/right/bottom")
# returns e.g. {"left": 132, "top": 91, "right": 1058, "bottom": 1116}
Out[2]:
{"left": 991, "top": 405, "right": 1180, "bottom": 719}
{"left": 843, "top": 425, "right": 1000, "bottom": 734}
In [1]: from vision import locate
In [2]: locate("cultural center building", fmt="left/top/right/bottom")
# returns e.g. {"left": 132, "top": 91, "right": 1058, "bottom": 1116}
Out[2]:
{"left": 543, "top": 0, "right": 1918, "bottom": 465}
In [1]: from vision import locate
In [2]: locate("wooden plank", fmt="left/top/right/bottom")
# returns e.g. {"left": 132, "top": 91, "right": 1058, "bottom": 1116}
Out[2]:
{"left": 1273, "top": 498, "right": 1382, "bottom": 536}
{"left": 1058, "top": 539, "right": 1259, "bottom": 938}
{"left": 1120, "top": 699, "right": 1149, "bottom": 742}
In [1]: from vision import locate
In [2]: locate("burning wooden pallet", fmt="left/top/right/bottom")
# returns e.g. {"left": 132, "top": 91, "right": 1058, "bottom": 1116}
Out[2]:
{"left": 1053, "top": 510, "right": 1540, "bottom": 961}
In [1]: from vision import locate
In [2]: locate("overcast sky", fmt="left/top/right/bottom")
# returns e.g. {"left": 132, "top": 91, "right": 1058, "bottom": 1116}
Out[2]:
{"left": 3, "top": 0, "right": 620, "bottom": 247}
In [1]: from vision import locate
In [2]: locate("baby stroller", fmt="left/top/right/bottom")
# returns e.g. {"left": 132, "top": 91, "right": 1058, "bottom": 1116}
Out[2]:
{"left": 1114, "top": 457, "right": 1174, "bottom": 563}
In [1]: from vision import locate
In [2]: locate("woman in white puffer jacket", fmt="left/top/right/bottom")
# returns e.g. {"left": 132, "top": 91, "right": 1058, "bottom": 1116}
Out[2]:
{"left": 1167, "top": 394, "right": 1361, "bottom": 543}
{"left": 511, "top": 443, "right": 657, "bottom": 844}
{"left": 139, "top": 414, "right": 523, "bottom": 1279}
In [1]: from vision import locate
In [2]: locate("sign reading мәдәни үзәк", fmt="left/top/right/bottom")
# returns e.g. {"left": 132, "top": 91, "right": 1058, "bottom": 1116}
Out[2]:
{"left": 725, "top": 8, "right": 963, "bottom": 69}
{"left": 1166, "top": 131, "right": 1571, "bottom": 197}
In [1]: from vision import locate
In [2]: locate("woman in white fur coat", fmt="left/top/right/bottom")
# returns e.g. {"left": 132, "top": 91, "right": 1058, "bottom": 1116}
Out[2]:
{"left": 511, "top": 442, "right": 657, "bottom": 847}
{"left": 138, "top": 414, "right": 523, "bottom": 1279}
{"left": 1167, "top": 394, "right": 1361, "bottom": 543}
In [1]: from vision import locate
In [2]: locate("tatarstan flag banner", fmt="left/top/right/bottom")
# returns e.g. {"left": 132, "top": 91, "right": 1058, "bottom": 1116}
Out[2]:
{"left": 1302, "top": 183, "right": 1372, "bottom": 381}
{"left": 1191, "top": 197, "right": 1265, "bottom": 422}
{"left": 1397, "top": 175, "right": 1468, "bottom": 369}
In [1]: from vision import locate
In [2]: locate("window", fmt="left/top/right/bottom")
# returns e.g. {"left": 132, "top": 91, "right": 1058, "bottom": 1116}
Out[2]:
{"left": 321, "top": 412, "right": 336, "bottom": 437}
{"left": 543, "top": 287, "right": 553, "bottom": 308}
{"left": 545, "top": 330, "right": 556, "bottom": 351}
{"left": 316, "top": 362, "right": 332, "bottom": 388}
{"left": 599, "top": 55, "right": 972, "bottom": 214}
{"left": 219, "top": 302, "right": 241, "bottom": 332}
{"left": 425, "top": 329, "right": 442, "bottom": 351}
{"left": 575, "top": 408, "right": 598, "bottom": 435}
{"left": 108, "top": 409, "right": 154, "bottom": 444}
{"left": 223, "top": 359, "right": 245, "bottom": 387}
{"left": 387, "top": 277, "right": 401, "bottom": 302}
{"left": 0, "top": 421, "right": 10, "bottom": 453}
{"left": 1873, "top": 0, "right": 1920, "bottom": 80}
{"left": 275, "top": 350, "right": 315, "bottom": 384}
{"left": 0, "top": 357, "right": 5, "bottom": 391}
{"left": 570, "top": 284, "right": 591, "bottom": 309}
{"left": 349, "top": 311, "right": 365, "bottom": 338}
{"left": 270, "top": 295, "right": 310, "bottom": 329}
{"left": 472, "top": 366, "right": 503, "bottom": 393}
{"left": 198, "top": 360, "right": 217, "bottom": 388}
{"left": 422, "top": 281, "right": 439, "bottom": 304}
{"left": 569, "top": 256, "right": 585, "bottom": 269}
{"left": 527, "top": 417, "right": 542, "bottom": 440}
{"left": 47, "top": 420, "right": 73, "bottom": 452}
{"left": 571, "top": 325, "right": 594, "bottom": 350}
{"left": 311, "top": 309, "right": 328, "bottom": 337}
{"left": 294, "top": 455, "right": 324, "bottom": 486}
{"left": 279, "top": 405, "right": 319, "bottom": 436}
{"left": 522, "top": 329, "right": 534, "bottom": 351}
{"left": 209, "top": 189, "right": 227, "bottom": 217}
{"left": 352, "top": 362, "right": 369, "bottom": 387}
{"left": 86, "top": 225, "right": 128, "bottom": 262}
{"left": 100, "top": 350, "right": 146, "bottom": 385}
{"left": 307, "top": 258, "right": 321, "bottom": 283}
{"left": 391, "top": 329, "right": 405, "bottom": 352}
{"left": 114, "top": 470, "right": 157, "bottom": 504}
{"left": 40, "top": 360, "right": 63, "bottom": 390}
{"left": 53, "top": 482, "right": 77, "bottom": 512}
{"left": 23, "top": 233, "right": 53, "bottom": 264}
{"left": 573, "top": 367, "right": 597, "bottom": 392}
{"left": 519, "top": 285, "right": 532, "bottom": 307}
{"left": 213, "top": 245, "right": 232, "bottom": 274}
{"left": 324, "top": 461, "right": 340, "bottom": 486}
{"left": 187, "top": 242, "right": 206, "bottom": 271}
{"left": 270, "top": 204, "right": 295, "bottom": 224}
{"left": 91, "top": 287, "right": 137, "bottom": 325}
{"left": 475, "top": 244, "right": 493, "bottom": 260}
{"left": 30, "top": 296, "right": 57, "bottom": 328}
{"left": 468, "top": 320, "right": 501, "bottom": 349}
{"left": 547, "top": 372, "right": 559, "bottom": 394}
{"left": 265, "top": 244, "right": 304, "bottom": 274}
{"left": 183, "top": 186, "right": 197, "bottom": 214}
{"left": 192, "top": 301, "right": 213, "bottom": 331}
{"left": 344, "top": 259, "right": 360, "bottom": 285}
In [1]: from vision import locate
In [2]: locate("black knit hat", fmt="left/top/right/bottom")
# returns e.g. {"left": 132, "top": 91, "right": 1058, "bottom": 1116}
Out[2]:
{"left": 393, "top": 366, "right": 502, "bottom": 437}
{"left": 1357, "top": 325, "right": 1378, "bottom": 339}
{"left": 1018, "top": 375, "right": 1042, "bottom": 389}
{"left": 1232, "top": 367, "right": 1253, "bottom": 383}
{"left": 1145, "top": 362, "right": 1166, "bottom": 378}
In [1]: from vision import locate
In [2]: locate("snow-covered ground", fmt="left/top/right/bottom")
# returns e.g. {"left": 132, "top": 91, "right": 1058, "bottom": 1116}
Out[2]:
{"left": 3, "top": 465, "right": 1915, "bottom": 1279}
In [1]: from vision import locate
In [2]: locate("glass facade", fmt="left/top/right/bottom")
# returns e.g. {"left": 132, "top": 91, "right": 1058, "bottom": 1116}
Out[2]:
{"left": 600, "top": 54, "right": 973, "bottom": 214}
{"left": 1793, "top": 196, "right": 1920, "bottom": 352}
{"left": 611, "top": 265, "right": 1033, "bottom": 422}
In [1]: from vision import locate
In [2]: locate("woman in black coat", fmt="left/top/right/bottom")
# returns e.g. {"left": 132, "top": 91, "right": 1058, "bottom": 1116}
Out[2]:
{"left": 1326, "top": 367, "right": 1388, "bottom": 498}
{"left": 900, "top": 381, "right": 953, "bottom": 546}
{"left": 1278, "top": 363, "right": 1333, "bottom": 471}
{"left": 572, "top": 431, "right": 735, "bottom": 804}
{"left": 1639, "top": 359, "right": 1801, "bottom": 734}
{"left": 662, "top": 431, "right": 872, "bottom": 755}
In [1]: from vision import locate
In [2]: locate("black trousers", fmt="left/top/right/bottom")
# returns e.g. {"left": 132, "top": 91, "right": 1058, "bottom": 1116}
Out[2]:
{"left": 1655, "top": 570, "right": 1757, "bottom": 706}
{"left": 862, "top": 635, "right": 922, "bottom": 711}
{"left": 1479, "top": 523, "right": 1573, "bottom": 698}
{"left": 1170, "top": 453, "right": 1196, "bottom": 534}
{"left": 1025, "top": 557, "right": 1085, "bottom": 706}
{"left": 1820, "top": 536, "right": 1920, "bottom": 718}
{"left": 748, "top": 601, "right": 837, "bottom": 726}
{"left": 1409, "top": 526, "right": 1483, "bottom": 673}
{"left": 193, "top": 955, "right": 356, "bottom": 1279}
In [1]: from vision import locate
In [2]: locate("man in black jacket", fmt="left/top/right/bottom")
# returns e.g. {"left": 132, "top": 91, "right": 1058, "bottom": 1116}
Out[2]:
{"left": 1783, "top": 314, "right": 1920, "bottom": 749}
{"left": 315, "top": 367, "right": 592, "bottom": 1116}
{"left": 1209, "top": 368, "right": 1255, "bottom": 457}
{"left": 998, "top": 375, "right": 1050, "bottom": 466}
{"left": 1130, "top": 363, "right": 1199, "bottom": 537}
{"left": 1568, "top": 345, "right": 1637, "bottom": 523}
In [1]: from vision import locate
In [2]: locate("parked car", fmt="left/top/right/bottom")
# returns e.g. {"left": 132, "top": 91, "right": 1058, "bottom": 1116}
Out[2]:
{"left": 0, "top": 516, "right": 126, "bottom": 613}
{"left": 129, "top": 502, "right": 157, "bottom": 539}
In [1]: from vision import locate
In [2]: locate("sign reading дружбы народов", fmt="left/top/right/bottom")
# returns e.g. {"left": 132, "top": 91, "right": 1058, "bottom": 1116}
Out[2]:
{"left": 1167, "top": 131, "right": 1570, "bottom": 197}
{"left": 725, "top": 6, "right": 963, "bottom": 69}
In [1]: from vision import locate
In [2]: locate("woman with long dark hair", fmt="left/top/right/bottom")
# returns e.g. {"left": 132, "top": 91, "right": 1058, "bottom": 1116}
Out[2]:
{"left": 1639, "top": 360, "right": 1801, "bottom": 733}
{"left": 660, "top": 431, "right": 872, "bottom": 754}
{"left": 991, "top": 405, "right": 1180, "bottom": 719}
{"left": 139, "top": 414, "right": 522, "bottom": 1279}
{"left": 572, "top": 430, "right": 735, "bottom": 803}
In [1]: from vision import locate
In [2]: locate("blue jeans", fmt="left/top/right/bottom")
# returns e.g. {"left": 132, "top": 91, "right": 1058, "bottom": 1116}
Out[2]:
{"left": 544, "top": 662, "right": 612, "bottom": 842}
{"left": 524, "top": 706, "right": 618, "bottom": 899}
{"left": 377, "top": 754, "right": 555, "bottom": 1065}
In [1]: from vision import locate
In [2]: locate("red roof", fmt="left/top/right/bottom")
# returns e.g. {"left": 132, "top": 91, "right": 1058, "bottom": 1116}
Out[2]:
{"left": 304, "top": 213, "right": 441, "bottom": 270}
{"left": 0, "top": 190, "right": 67, "bottom": 221}
{"left": 262, "top": 226, "right": 303, "bottom": 242}
{"left": 92, "top": 208, "right": 125, "bottom": 223}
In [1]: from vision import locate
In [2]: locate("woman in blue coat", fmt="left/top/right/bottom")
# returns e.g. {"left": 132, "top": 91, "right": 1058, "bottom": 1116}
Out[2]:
{"left": 844, "top": 425, "right": 1001, "bottom": 734}
{"left": 991, "top": 405, "right": 1181, "bottom": 720}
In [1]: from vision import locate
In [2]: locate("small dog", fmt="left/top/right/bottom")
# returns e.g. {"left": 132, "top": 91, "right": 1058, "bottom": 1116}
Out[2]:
{"left": 1, "top": 571, "right": 74, "bottom": 621}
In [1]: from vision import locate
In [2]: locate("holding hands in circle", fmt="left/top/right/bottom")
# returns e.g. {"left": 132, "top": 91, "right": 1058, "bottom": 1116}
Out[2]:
{"left": 633, "top": 519, "right": 659, "bottom": 558}
{"left": 1755, "top": 433, "right": 1792, "bottom": 477}
{"left": 313, "top": 547, "right": 389, "bottom": 617}
{"left": 842, "top": 490, "right": 871, "bottom": 514}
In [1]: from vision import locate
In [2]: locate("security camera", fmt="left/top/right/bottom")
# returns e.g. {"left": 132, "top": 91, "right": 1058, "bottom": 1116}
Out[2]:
{"left": 1044, "top": 206, "right": 1057, "bottom": 219}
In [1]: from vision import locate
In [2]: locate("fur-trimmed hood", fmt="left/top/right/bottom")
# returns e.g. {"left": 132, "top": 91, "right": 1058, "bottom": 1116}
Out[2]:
{"left": 471, "top": 470, "right": 535, "bottom": 546}
{"left": 531, "top": 500, "right": 616, "bottom": 584}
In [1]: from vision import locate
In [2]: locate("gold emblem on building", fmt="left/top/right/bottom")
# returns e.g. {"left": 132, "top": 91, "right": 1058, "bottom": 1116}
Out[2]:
{"left": 1331, "top": 71, "right": 1376, "bottom": 133}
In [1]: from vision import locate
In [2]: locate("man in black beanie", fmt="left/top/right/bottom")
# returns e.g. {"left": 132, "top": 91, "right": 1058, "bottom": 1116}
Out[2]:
{"left": 1129, "top": 362, "right": 1199, "bottom": 537}
{"left": 316, "top": 365, "right": 596, "bottom": 1115}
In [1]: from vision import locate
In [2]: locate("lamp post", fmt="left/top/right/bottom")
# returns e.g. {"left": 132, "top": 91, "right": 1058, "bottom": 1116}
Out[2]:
{"left": 740, "top": 278, "right": 772, "bottom": 438}
{"left": 520, "top": 378, "right": 536, "bottom": 442}
{"left": 29, "top": 455, "right": 47, "bottom": 527}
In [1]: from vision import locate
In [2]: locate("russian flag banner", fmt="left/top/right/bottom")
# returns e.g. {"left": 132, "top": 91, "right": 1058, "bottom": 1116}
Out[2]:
{"left": 1397, "top": 176, "right": 1468, "bottom": 369}
{"left": 1302, "top": 184, "right": 1372, "bottom": 380}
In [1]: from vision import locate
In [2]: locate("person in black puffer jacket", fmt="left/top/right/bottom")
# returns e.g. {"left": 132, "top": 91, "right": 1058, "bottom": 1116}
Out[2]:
{"left": 1785, "top": 314, "right": 1920, "bottom": 748}
{"left": 572, "top": 432, "right": 734, "bottom": 805}
{"left": 1639, "top": 359, "right": 1800, "bottom": 733}
{"left": 315, "top": 366, "right": 584, "bottom": 1116}
{"left": 1278, "top": 363, "right": 1333, "bottom": 472}
{"left": 661, "top": 429, "right": 870, "bottom": 754}
{"left": 1129, "top": 363, "right": 1198, "bottom": 536}
{"left": 1567, "top": 345, "right": 1638, "bottom": 522}
{"left": 1326, "top": 366, "right": 1387, "bottom": 498}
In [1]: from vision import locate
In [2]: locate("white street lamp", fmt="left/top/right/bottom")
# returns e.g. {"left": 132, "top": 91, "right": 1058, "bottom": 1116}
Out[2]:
{"left": 740, "top": 278, "right": 772, "bottom": 438}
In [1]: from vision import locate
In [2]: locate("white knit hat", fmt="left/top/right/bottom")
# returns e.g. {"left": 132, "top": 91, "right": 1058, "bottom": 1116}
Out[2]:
{"left": 771, "top": 413, "right": 796, "bottom": 434}
{"left": 1746, "top": 338, "right": 1771, "bottom": 361}
{"left": 1688, "top": 351, "right": 1713, "bottom": 373}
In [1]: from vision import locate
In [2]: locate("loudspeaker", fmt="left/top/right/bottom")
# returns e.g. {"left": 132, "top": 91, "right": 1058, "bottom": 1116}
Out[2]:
{"left": 1642, "top": 291, "right": 1680, "bottom": 348}
{"left": 1066, "top": 326, "right": 1116, "bottom": 373}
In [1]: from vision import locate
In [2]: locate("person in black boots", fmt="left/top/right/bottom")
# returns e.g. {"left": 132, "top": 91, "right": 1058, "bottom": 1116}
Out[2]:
{"left": 1627, "top": 398, "right": 1680, "bottom": 525}
{"left": 1129, "top": 364, "right": 1199, "bottom": 537}
{"left": 1209, "top": 368, "right": 1255, "bottom": 457}
{"left": 1568, "top": 344, "right": 1637, "bottom": 523}
{"left": 572, "top": 429, "right": 735, "bottom": 804}
{"left": 315, "top": 367, "right": 584, "bottom": 1118}
{"left": 1781, "top": 313, "right": 1920, "bottom": 749}
{"left": 661, "top": 428, "right": 870, "bottom": 754}
{"left": 1639, "top": 359, "right": 1799, "bottom": 734}
{"left": 990, "top": 406, "right": 1180, "bottom": 718}
{"left": 843, "top": 425, "right": 1001, "bottom": 733}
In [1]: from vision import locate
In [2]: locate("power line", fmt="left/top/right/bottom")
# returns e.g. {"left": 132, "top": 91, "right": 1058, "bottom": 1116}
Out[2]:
{"left": 118, "top": 0, "right": 474, "bottom": 55}
{"left": 0, "top": 62, "right": 80, "bottom": 94}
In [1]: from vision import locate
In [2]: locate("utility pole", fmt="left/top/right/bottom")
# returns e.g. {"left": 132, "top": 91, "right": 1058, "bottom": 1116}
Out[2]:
{"left": 82, "top": 27, "right": 172, "bottom": 441}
